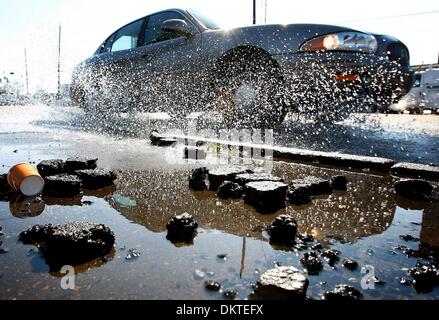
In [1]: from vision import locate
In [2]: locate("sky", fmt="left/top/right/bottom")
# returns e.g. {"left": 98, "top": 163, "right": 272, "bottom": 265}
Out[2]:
{"left": 0, "top": 0, "right": 438, "bottom": 93}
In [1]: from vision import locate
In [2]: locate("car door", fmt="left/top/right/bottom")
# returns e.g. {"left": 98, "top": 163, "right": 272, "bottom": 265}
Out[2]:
{"left": 131, "top": 11, "right": 203, "bottom": 114}
{"left": 104, "top": 18, "right": 146, "bottom": 110}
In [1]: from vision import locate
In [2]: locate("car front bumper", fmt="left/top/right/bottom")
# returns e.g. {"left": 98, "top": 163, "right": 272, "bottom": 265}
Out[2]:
{"left": 273, "top": 51, "right": 414, "bottom": 108}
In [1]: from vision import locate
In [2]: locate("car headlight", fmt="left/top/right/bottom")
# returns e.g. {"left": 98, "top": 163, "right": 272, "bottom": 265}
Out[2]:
{"left": 300, "top": 32, "right": 378, "bottom": 54}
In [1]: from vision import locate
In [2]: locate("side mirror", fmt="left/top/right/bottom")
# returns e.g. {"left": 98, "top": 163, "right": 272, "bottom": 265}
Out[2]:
{"left": 161, "top": 19, "right": 194, "bottom": 37}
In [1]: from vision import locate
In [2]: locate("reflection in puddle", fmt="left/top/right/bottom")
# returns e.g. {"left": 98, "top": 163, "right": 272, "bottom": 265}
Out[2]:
{"left": 0, "top": 161, "right": 438, "bottom": 300}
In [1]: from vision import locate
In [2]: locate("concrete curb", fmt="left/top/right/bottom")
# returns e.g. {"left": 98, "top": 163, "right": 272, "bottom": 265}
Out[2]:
{"left": 390, "top": 162, "right": 439, "bottom": 180}
{"left": 159, "top": 134, "right": 438, "bottom": 180}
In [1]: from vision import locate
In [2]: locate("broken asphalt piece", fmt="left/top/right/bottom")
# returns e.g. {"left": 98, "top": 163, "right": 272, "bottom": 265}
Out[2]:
{"left": 184, "top": 146, "right": 206, "bottom": 160}
{"left": 408, "top": 262, "right": 439, "bottom": 292}
{"left": 310, "top": 242, "right": 323, "bottom": 250}
{"left": 65, "top": 157, "right": 98, "bottom": 172}
{"left": 400, "top": 234, "right": 419, "bottom": 242}
{"left": 43, "top": 174, "right": 81, "bottom": 197}
{"left": 208, "top": 166, "right": 252, "bottom": 191}
{"left": 244, "top": 181, "right": 288, "bottom": 213}
{"left": 321, "top": 249, "right": 341, "bottom": 266}
{"left": 394, "top": 245, "right": 419, "bottom": 257}
{"left": 266, "top": 214, "right": 297, "bottom": 243}
{"left": 125, "top": 248, "right": 141, "bottom": 260}
{"left": 204, "top": 280, "right": 222, "bottom": 291}
{"left": 250, "top": 266, "right": 309, "bottom": 300}
{"left": 233, "top": 172, "right": 283, "bottom": 185}
{"left": 323, "top": 284, "right": 362, "bottom": 301}
{"left": 0, "top": 248, "right": 8, "bottom": 254}
{"left": 300, "top": 251, "right": 324, "bottom": 274}
{"left": 166, "top": 213, "right": 198, "bottom": 242}
{"left": 36, "top": 159, "right": 66, "bottom": 177}
{"left": 189, "top": 167, "right": 209, "bottom": 191}
{"left": 342, "top": 259, "right": 358, "bottom": 271}
{"left": 292, "top": 176, "right": 332, "bottom": 195}
{"left": 19, "top": 224, "right": 54, "bottom": 244}
{"left": 394, "top": 179, "right": 434, "bottom": 201}
{"left": 216, "top": 181, "right": 243, "bottom": 199}
{"left": 287, "top": 184, "right": 313, "bottom": 205}
{"left": 330, "top": 175, "right": 348, "bottom": 191}
{"left": 75, "top": 169, "right": 117, "bottom": 189}
{"left": 19, "top": 222, "right": 115, "bottom": 271}
{"left": 287, "top": 176, "right": 332, "bottom": 204}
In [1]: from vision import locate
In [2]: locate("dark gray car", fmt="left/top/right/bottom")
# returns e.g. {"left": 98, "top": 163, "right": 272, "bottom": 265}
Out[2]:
{"left": 70, "top": 8, "right": 414, "bottom": 126}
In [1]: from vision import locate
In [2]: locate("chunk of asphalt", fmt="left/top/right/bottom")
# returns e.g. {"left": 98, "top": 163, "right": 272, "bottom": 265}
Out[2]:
{"left": 36, "top": 159, "right": 66, "bottom": 177}
{"left": 216, "top": 181, "right": 243, "bottom": 199}
{"left": 19, "top": 222, "right": 115, "bottom": 272}
{"left": 244, "top": 181, "right": 288, "bottom": 213}
{"left": 65, "top": 157, "right": 98, "bottom": 172}
{"left": 287, "top": 176, "right": 332, "bottom": 204}
{"left": 208, "top": 166, "right": 253, "bottom": 191}
{"left": 188, "top": 167, "right": 209, "bottom": 191}
{"left": 342, "top": 258, "right": 359, "bottom": 271}
{"left": 43, "top": 174, "right": 81, "bottom": 197}
{"left": 330, "top": 175, "right": 348, "bottom": 191}
{"left": 250, "top": 266, "right": 309, "bottom": 300}
{"left": 233, "top": 172, "right": 283, "bottom": 185}
{"left": 75, "top": 169, "right": 117, "bottom": 189}
{"left": 300, "top": 251, "right": 324, "bottom": 274}
{"left": 323, "top": 284, "right": 362, "bottom": 301}
{"left": 391, "top": 162, "right": 439, "bottom": 180}
{"left": 266, "top": 214, "right": 297, "bottom": 243}
{"left": 166, "top": 213, "right": 198, "bottom": 242}
{"left": 394, "top": 179, "right": 434, "bottom": 201}
{"left": 408, "top": 262, "right": 439, "bottom": 292}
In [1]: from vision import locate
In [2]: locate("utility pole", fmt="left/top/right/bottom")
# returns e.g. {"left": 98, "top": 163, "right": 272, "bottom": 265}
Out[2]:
{"left": 253, "top": 0, "right": 256, "bottom": 25}
{"left": 57, "top": 24, "right": 61, "bottom": 99}
{"left": 24, "top": 48, "right": 29, "bottom": 96}
{"left": 264, "top": 0, "right": 267, "bottom": 24}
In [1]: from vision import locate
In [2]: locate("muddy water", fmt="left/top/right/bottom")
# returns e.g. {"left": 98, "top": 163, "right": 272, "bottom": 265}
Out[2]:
{"left": 1, "top": 147, "right": 439, "bottom": 299}
{"left": 0, "top": 105, "right": 439, "bottom": 299}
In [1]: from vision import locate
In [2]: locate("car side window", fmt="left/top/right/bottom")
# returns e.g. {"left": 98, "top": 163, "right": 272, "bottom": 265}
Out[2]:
{"left": 111, "top": 19, "right": 144, "bottom": 52}
{"left": 143, "top": 12, "right": 187, "bottom": 46}
{"left": 101, "top": 33, "right": 116, "bottom": 54}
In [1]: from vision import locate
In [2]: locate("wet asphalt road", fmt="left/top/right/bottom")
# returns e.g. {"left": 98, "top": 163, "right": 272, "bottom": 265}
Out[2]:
{"left": 13, "top": 104, "right": 439, "bottom": 165}
{"left": 1, "top": 104, "right": 439, "bottom": 300}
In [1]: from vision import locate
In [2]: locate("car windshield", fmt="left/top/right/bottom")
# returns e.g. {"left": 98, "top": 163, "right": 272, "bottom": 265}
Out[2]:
{"left": 187, "top": 9, "right": 222, "bottom": 30}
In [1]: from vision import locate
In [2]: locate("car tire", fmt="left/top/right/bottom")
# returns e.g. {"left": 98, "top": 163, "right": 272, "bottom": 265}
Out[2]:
{"left": 213, "top": 53, "right": 287, "bottom": 128}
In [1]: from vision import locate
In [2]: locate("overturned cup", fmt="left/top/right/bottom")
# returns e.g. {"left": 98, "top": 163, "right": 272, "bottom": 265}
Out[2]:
{"left": 7, "top": 163, "right": 45, "bottom": 196}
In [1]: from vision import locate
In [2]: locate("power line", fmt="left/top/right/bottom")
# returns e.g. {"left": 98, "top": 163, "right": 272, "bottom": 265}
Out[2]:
{"left": 336, "top": 9, "right": 439, "bottom": 24}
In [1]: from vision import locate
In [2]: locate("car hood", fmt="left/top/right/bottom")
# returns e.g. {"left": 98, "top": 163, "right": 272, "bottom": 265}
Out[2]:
{"left": 203, "top": 23, "right": 370, "bottom": 55}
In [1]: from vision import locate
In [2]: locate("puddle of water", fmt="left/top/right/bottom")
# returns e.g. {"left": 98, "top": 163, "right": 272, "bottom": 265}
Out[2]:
{"left": 1, "top": 160, "right": 438, "bottom": 300}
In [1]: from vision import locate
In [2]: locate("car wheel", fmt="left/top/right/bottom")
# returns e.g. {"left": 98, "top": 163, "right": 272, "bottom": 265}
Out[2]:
{"left": 213, "top": 54, "right": 287, "bottom": 128}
